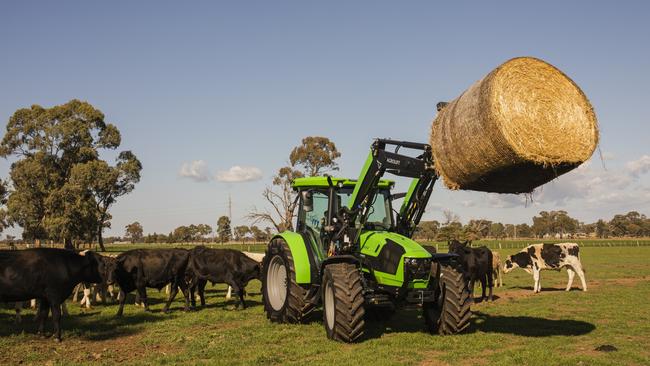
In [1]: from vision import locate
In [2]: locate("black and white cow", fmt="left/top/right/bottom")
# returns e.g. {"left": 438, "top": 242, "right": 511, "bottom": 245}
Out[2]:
{"left": 503, "top": 243, "right": 587, "bottom": 293}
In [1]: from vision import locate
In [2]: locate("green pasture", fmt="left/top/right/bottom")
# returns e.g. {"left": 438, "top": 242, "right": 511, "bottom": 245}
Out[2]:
{"left": 1, "top": 246, "right": 649, "bottom": 365}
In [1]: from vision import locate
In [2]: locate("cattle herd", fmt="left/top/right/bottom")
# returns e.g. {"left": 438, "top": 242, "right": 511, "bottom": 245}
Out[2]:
{"left": 0, "top": 242, "right": 586, "bottom": 342}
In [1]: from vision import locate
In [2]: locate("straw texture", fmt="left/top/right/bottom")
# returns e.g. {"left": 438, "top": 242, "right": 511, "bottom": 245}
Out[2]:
{"left": 430, "top": 57, "right": 599, "bottom": 193}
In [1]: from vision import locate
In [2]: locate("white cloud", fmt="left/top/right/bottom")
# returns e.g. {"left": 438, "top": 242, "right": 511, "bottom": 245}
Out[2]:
{"left": 179, "top": 160, "right": 210, "bottom": 182}
{"left": 486, "top": 193, "right": 528, "bottom": 208}
{"left": 461, "top": 200, "right": 475, "bottom": 207}
{"left": 626, "top": 155, "right": 650, "bottom": 177}
{"left": 215, "top": 166, "right": 263, "bottom": 183}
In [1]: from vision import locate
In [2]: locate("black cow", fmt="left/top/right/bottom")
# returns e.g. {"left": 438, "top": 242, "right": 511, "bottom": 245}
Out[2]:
{"left": 448, "top": 240, "right": 494, "bottom": 302}
{"left": 113, "top": 249, "right": 191, "bottom": 316}
{"left": 0, "top": 248, "right": 110, "bottom": 341}
{"left": 186, "top": 247, "right": 261, "bottom": 309}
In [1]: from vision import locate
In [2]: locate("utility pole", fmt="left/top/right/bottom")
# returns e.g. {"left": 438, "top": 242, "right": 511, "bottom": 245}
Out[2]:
{"left": 228, "top": 193, "right": 232, "bottom": 222}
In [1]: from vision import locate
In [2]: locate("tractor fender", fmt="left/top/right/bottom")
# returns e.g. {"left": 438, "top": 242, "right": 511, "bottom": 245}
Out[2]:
{"left": 430, "top": 253, "right": 459, "bottom": 263}
{"left": 270, "top": 232, "right": 312, "bottom": 284}
{"left": 319, "top": 255, "right": 360, "bottom": 278}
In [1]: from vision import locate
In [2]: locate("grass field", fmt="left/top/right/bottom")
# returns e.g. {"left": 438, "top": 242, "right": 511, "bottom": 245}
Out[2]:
{"left": 2, "top": 245, "right": 650, "bottom": 365}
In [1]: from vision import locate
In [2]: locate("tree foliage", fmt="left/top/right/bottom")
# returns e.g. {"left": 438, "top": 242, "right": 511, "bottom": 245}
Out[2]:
{"left": 124, "top": 222, "right": 144, "bottom": 243}
{"left": 0, "top": 100, "right": 141, "bottom": 249}
{"left": 289, "top": 136, "right": 341, "bottom": 176}
{"left": 234, "top": 225, "right": 251, "bottom": 243}
{"left": 249, "top": 136, "right": 340, "bottom": 232}
{"left": 217, "top": 216, "right": 232, "bottom": 243}
{"left": 0, "top": 180, "right": 8, "bottom": 232}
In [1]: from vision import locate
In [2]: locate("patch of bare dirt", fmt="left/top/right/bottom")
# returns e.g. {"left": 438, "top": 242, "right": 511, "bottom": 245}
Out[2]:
{"left": 475, "top": 276, "right": 650, "bottom": 305}
{"left": 419, "top": 351, "right": 450, "bottom": 366}
{"left": 3, "top": 331, "right": 182, "bottom": 365}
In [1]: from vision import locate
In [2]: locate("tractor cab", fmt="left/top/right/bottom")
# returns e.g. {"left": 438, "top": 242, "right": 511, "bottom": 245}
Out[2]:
{"left": 293, "top": 177, "right": 394, "bottom": 259}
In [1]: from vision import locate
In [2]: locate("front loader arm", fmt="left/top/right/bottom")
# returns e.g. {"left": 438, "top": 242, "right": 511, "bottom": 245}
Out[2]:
{"left": 331, "top": 139, "right": 437, "bottom": 252}
{"left": 396, "top": 174, "right": 437, "bottom": 238}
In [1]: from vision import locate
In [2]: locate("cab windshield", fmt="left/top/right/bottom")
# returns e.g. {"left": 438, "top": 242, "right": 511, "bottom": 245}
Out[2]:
{"left": 340, "top": 188, "right": 393, "bottom": 231}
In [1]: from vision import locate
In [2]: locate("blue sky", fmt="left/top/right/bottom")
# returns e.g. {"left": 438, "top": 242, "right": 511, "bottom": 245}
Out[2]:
{"left": 1, "top": 1, "right": 648, "bottom": 237}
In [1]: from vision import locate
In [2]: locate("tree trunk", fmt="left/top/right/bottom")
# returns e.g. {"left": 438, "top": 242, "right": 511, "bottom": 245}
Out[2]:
{"left": 97, "top": 226, "right": 106, "bottom": 252}
{"left": 64, "top": 237, "right": 74, "bottom": 250}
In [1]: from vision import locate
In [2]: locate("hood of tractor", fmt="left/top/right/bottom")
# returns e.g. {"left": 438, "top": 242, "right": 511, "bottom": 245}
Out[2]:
{"left": 359, "top": 231, "right": 432, "bottom": 289}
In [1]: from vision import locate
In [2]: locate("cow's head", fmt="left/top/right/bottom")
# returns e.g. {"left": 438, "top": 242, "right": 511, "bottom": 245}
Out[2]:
{"left": 80, "top": 251, "right": 117, "bottom": 284}
{"left": 503, "top": 252, "right": 531, "bottom": 273}
{"left": 251, "top": 263, "right": 262, "bottom": 281}
{"left": 448, "top": 239, "right": 471, "bottom": 254}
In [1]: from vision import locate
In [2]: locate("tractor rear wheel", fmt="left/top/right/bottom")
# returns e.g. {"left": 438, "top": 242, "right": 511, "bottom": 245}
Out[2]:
{"left": 322, "top": 263, "right": 365, "bottom": 342}
{"left": 424, "top": 261, "right": 472, "bottom": 335}
{"left": 262, "top": 238, "right": 314, "bottom": 323}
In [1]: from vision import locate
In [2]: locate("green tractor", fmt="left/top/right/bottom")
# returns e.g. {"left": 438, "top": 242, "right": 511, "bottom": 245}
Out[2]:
{"left": 261, "top": 139, "right": 471, "bottom": 342}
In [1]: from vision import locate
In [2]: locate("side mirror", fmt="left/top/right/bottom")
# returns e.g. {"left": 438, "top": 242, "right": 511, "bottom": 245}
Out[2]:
{"left": 302, "top": 190, "right": 313, "bottom": 212}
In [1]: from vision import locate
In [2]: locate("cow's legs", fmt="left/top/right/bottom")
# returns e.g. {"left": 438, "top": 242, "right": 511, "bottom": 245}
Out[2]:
{"left": 573, "top": 263, "right": 587, "bottom": 291}
{"left": 137, "top": 286, "right": 150, "bottom": 312}
{"left": 478, "top": 276, "right": 487, "bottom": 302}
{"left": 50, "top": 302, "right": 62, "bottom": 342}
{"left": 116, "top": 289, "right": 127, "bottom": 316}
{"left": 228, "top": 281, "right": 246, "bottom": 309}
{"left": 178, "top": 278, "right": 191, "bottom": 311}
{"left": 163, "top": 281, "right": 181, "bottom": 313}
{"left": 565, "top": 267, "right": 576, "bottom": 291}
{"left": 14, "top": 302, "right": 22, "bottom": 324}
{"left": 497, "top": 267, "right": 503, "bottom": 287}
{"left": 468, "top": 280, "right": 475, "bottom": 299}
{"left": 487, "top": 271, "right": 494, "bottom": 301}
{"left": 198, "top": 279, "right": 207, "bottom": 307}
{"left": 533, "top": 269, "right": 541, "bottom": 293}
{"left": 36, "top": 299, "right": 50, "bottom": 335}
{"left": 72, "top": 283, "right": 82, "bottom": 302}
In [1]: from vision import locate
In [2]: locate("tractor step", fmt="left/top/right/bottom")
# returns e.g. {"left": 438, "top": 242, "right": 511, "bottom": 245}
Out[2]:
{"left": 405, "top": 289, "right": 436, "bottom": 304}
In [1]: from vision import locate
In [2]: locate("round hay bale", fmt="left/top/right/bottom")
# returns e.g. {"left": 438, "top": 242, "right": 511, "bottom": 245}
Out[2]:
{"left": 430, "top": 57, "right": 598, "bottom": 193}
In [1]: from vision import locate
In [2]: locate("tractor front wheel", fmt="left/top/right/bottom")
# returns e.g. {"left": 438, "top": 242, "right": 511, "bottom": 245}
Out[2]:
{"left": 424, "top": 261, "right": 472, "bottom": 335}
{"left": 262, "top": 238, "right": 314, "bottom": 323}
{"left": 322, "top": 263, "right": 365, "bottom": 342}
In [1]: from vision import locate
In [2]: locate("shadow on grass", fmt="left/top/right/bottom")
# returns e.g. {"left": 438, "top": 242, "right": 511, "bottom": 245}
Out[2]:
{"left": 0, "top": 310, "right": 170, "bottom": 341}
{"left": 470, "top": 311, "right": 595, "bottom": 337}
{"left": 308, "top": 306, "right": 596, "bottom": 341}
{"left": 190, "top": 298, "right": 263, "bottom": 311}
{"left": 363, "top": 307, "right": 426, "bottom": 340}
{"left": 511, "top": 286, "right": 568, "bottom": 292}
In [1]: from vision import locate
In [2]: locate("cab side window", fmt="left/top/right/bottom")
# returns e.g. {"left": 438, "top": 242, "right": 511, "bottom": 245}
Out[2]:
{"left": 304, "top": 191, "right": 329, "bottom": 238}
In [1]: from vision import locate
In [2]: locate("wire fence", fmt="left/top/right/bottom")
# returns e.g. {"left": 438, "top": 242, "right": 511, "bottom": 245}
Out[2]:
{"left": 3, "top": 239, "right": 650, "bottom": 253}
{"left": 421, "top": 239, "right": 650, "bottom": 252}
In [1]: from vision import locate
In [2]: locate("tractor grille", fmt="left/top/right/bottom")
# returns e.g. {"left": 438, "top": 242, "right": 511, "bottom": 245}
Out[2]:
{"left": 404, "top": 257, "right": 432, "bottom": 281}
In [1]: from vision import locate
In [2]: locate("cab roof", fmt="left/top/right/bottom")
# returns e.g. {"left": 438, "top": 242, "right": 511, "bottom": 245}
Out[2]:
{"left": 292, "top": 176, "right": 394, "bottom": 189}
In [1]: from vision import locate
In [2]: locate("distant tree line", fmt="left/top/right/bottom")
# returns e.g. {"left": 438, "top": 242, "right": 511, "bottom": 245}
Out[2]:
{"left": 415, "top": 210, "right": 650, "bottom": 241}
{"left": 115, "top": 216, "right": 275, "bottom": 244}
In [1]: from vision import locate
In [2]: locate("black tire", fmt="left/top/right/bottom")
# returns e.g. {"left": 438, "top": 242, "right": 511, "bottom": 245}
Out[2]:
{"left": 322, "top": 263, "right": 365, "bottom": 342}
{"left": 424, "top": 261, "right": 472, "bottom": 335}
{"left": 262, "top": 238, "right": 314, "bottom": 323}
